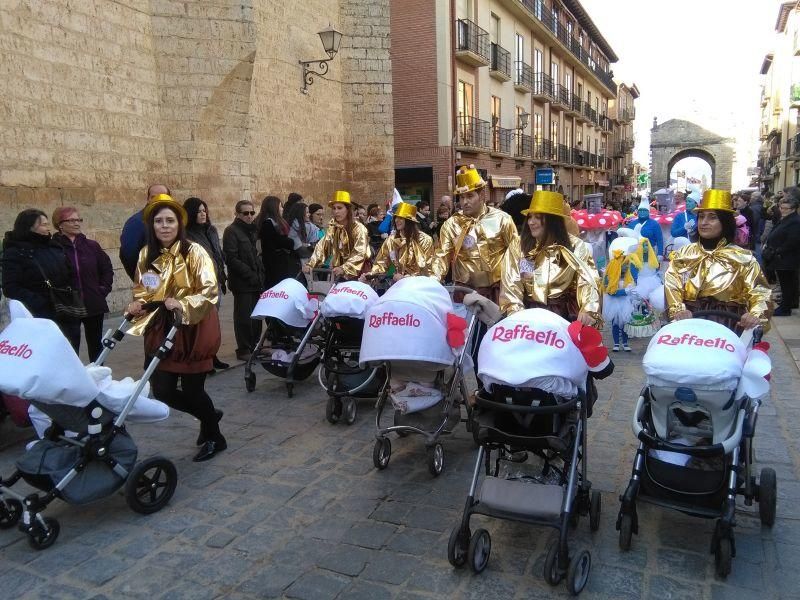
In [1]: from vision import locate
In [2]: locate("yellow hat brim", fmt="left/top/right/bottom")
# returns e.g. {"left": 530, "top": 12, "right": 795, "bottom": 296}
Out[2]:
{"left": 143, "top": 195, "right": 188, "bottom": 226}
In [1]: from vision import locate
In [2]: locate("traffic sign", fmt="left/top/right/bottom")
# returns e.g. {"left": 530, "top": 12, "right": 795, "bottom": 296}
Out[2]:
{"left": 637, "top": 173, "right": 649, "bottom": 185}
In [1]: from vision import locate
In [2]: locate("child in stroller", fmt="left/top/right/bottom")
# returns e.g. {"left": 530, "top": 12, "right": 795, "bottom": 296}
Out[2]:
{"left": 617, "top": 311, "right": 776, "bottom": 578}
{"left": 245, "top": 277, "right": 323, "bottom": 397}
{"left": 0, "top": 302, "right": 177, "bottom": 550}
{"left": 448, "top": 308, "right": 612, "bottom": 595}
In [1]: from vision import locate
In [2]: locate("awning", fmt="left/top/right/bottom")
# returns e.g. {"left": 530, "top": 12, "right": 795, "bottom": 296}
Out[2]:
{"left": 490, "top": 175, "right": 522, "bottom": 189}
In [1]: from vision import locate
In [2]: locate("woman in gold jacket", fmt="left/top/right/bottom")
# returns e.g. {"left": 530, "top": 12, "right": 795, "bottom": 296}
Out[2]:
{"left": 664, "top": 189, "right": 771, "bottom": 330}
{"left": 126, "top": 194, "right": 226, "bottom": 462}
{"left": 304, "top": 190, "right": 370, "bottom": 280}
{"left": 360, "top": 202, "right": 434, "bottom": 282}
{"left": 499, "top": 191, "right": 603, "bottom": 326}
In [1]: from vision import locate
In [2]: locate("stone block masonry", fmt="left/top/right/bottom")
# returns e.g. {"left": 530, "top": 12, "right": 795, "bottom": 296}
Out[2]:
{"left": 0, "top": 0, "right": 393, "bottom": 310}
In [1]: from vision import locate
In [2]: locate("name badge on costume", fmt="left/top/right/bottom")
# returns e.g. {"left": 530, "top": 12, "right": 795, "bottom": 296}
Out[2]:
{"left": 519, "top": 259, "right": 535, "bottom": 274}
{"left": 389, "top": 250, "right": 397, "bottom": 261}
{"left": 141, "top": 272, "right": 160, "bottom": 290}
{"left": 462, "top": 235, "right": 477, "bottom": 250}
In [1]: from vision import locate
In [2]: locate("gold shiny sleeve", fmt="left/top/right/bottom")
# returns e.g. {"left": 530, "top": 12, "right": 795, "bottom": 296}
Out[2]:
{"left": 663, "top": 258, "right": 686, "bottom": 320}
{"left": 562, "top": 247, "right": 603, "bottom": 327}
{"left": 367, "top": 237, "right": 392, "bottom": 276}
{"left": 499, "top": 236, "right": 525, "bottom": 314}
{"left": 341, "top": 223, "right": 370, "bottom": 278}
{"left": 132, "top": 247, "right": 152, "bottom": 303}
{"left": 307, "top": 227, "right": 332, "bottom": 269}
{"left": 419, "top": 233, "right": 435, "bottom": 275}
{"left": 177, "top": 245, "right": 218, "bottom": 325}
{"left": 432, "top": 219, "right": 455, "bottom": 281}
{"left": 572, "top": 237, "right": 597, "bottom": 271}
{"left": 742, "top": 258, "right": 773, "bottom": 329}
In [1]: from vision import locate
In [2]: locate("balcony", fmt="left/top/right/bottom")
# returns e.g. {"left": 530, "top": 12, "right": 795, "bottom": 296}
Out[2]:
{"left": 573, "top": 97, "right": 588, "bottom": 123}
{"left": 620, "top": 107, "right": 636, "bottom": 123}
{"left": 600, "top": 114, "right": 612, "bottom": 132}
{"left": 583, "top": 103, "right": 597, "bottom": 125}
{"left": 571, "top": 147, "right": 585, "bottom": 166}
{"left": 556, "top": 143, "right": 570, "bottom": 164}
{"left": 534, "top": 138, "right": 550, "bottom": 161}
{"left": 554, "top": 84, "right": 571, "bottom": 110}
{"left": 489, "top": 43, "right": 511, "bottom": 81}
{"left": 455, "top": 19, "right": 490, "bottom": 67}
{"left": 515, "top": 133, "right": 533, "bottom": 159}
{"left": 514, "top": 61, "right": 535, "bottom": 93}
{"left": 491, "top": 126, "right": 514, "bottom": 156}
{"left": 532, "top": 71, "right": 555, "bottom": 102}
{"left": 456, "top": 115, "right": 491, "bottom": 151}
{"left": 566, "top": 93, "right": 581, "bottom": 117}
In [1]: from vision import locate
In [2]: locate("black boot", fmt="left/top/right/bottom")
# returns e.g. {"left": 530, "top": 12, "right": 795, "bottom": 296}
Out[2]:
{"left": 193, "top": 435, "right": 227, "bottom": 462}
{"left": 212, "top": 356, "right": 230, "bottom": 370}
{"left": 196, "top": 409, "right": 224, "bottom": 446}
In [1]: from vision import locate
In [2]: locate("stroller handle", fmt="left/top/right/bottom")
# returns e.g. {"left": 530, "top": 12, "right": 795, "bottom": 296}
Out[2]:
{"left": 475, "top": 390, "right": 579, "bottom": 415}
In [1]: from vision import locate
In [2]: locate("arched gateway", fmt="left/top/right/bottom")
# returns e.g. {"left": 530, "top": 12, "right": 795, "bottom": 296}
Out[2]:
{"left": 650, "top": 119, "right": 735, "bottom": 191}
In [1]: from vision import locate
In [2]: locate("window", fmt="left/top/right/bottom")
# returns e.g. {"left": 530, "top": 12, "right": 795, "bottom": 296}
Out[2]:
{"left": 595, "top": 97, "right": 599, "bottom": 115}
{"left": 491, "top": 95, "right": 502, "bottom": 151}
{"left": 594, "top": 138, "right": 598, "bottom": 155}
{"left": 553, "top": 6, "right": 559, "bottom": 36}
{"left": 564, "top": 123, "right": 571, "bottom": 149}
{"left": 534, "top": 112, "right": 543, "bottom": 142}
{"left": 490, "top": 13, "right": 500, "bottom": 44}
{"left": 550, "top": 118, "right": 559, "bottom": 159}
{"left": 587, "top": 90, "right": 592, "bottom": 105}
{"left": 577, "top": 127, "right": 583, "bottom": 146}
{"left": 456, "top": 0, "right": 472, "bottom": 20}
{"left": 516, "top": 33, "right": 525, "bottom": 82}
{"left": 534, "top": 48, "right": 543, "bottom": 73}
{"left": 567, "top": 21, "right": 573, "bottom": 40}
{"left": 551, "top": 61, "right": 558, "bottom": 87}
{"left": 577, "top": 82, "right": 583, "bottom": 101}
{"left": 457, "top": 80, "right": 474, "bottom": 145}
{"left": 565, "top": 72, "right": 572, "bottom": 94}
{"left": 535, "top": 0, "right": 543, "bottom": 20}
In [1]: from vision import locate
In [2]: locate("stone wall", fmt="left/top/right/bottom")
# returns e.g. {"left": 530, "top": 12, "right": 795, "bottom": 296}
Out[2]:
{"left": 0, "top": 0, "right": 393, "bottom": 311}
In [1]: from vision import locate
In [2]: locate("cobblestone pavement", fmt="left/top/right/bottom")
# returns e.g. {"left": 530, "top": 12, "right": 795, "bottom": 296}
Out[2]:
{"left": 1, "top": 319, "right": 799, "bottom": 599}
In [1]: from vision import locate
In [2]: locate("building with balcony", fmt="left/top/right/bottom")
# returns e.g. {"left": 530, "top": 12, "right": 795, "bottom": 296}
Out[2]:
{"left": 609, "top": 82, "right": 639, "bottom": 207}
{"left": 755, "top": 2, "right": 800, "bottom": 194}
{"left": 391, "top": 0, "right": 620, "bottom": 208}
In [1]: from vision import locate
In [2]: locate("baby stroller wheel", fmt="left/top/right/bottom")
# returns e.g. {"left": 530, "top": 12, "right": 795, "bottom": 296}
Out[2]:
{"left": 28, "top": 517, "right": 59, "bottom": 550}
{"left": 343, "top": 398, "right": 358, "bottom": 426}
{"left": 714, "top": 536, "right": 732, "bottom": 578}
{"left": 427, "top": 443, "right": 444, "bottom": 477}
{"left": 543, "top": 539, "right": 565, "bottom": 585}
{"left": 467, "top": 529, "right": 491, "bottom": 574}
{"left": 325, "top": 397, "right": 342, "bottom": 424}
{"left": 758, "top": 467, "right": 777, "bottom": 527}
{"left": 245, "top": 372, "right": 256, "bottom": 393}
{"left": 0, "top": 498, "right": 23, "bottom": 529}
{"left": 447, "top": 525, "right": 470, "bottom": 567}
{"left": 589, "top": 491, "right": 601, "bottom": 532}
{"left": 566, "top": 549, "right": 591, "bottom": 595}
{"left": 125, "top": 456, "right": 178, "bottom": 515}
{"left": 618, "top": 513, "right": 633, "bottom": 551}
{"left": 373, "top": 438, "right": 391, "bottom": 470}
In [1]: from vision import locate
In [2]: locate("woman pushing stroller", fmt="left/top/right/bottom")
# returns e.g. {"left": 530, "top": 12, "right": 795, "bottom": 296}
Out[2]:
{"left": 126, "top": 193, "right": 227, "bottom": 462}
{"left": 664, "top": 189, "right": 772, "bottom": 330}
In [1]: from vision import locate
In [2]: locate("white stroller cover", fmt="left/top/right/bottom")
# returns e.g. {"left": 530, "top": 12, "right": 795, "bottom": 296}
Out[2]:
{"left": 643, "top": 319, "right": 746, "bottom": 391}
{"left": 360, "top": 276, "right": 457, "bottom": 367}
{"left": 320, "top": 281, "right": 378, "bottom": 319}
{"left": 478, "top": 308, "right": 588, "bottom": 396}
{"left": 251, "top": 278, "right": 318, "bottom": 328}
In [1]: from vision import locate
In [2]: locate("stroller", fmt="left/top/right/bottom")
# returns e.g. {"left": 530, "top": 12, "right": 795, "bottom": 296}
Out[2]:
{"left": 245, "top": 277, "right": 325, "bottom": 397}
{"left": 317, "top": 280, "right": 387, "bottom": 425}
{"left": 0, "top": 302, "right": 177, "bottom": 550}
{"left": 448, "top": 308, "right": 602, "bottom": 595}
{"left": 362, "top": 277, "right": 477, "bottom": 477}
{"left": 617, "top": 310, "right": 776, "bottom": 578}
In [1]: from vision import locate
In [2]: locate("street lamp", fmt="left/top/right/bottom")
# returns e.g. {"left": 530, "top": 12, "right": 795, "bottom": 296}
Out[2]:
{"left": 517, "top": 110, "right": 530, "bottom": 132}
{"left": 300, "top": 25, "right": 343, "bottom": 94}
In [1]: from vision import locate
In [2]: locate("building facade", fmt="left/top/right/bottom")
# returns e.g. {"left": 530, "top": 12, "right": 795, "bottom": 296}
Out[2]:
{"left": 0, "top": 0, "right": 394, "bottom": 309}
{"left": 756, "top": 2, "right": 800, "bottom": 194}
{"left": 391, "top": 0, "right": 619, "bottom": 208}
{"left": 609, "top": 82, "right": 638, "bottom": 208}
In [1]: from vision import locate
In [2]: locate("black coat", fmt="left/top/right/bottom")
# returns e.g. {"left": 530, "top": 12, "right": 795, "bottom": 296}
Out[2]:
{"left": 765, "top": 212, "right": 800, "bottom": 271}
{"left": 187, "top": 223, "right": 227, "bottom": 294}
{"left": 223, "top": 219, "right": 264, "bottom": 293}
{"left": 259, "top": 219, "right": 293, "bottom": 289}
{"left": 2, "top": 231, "right": 75, "bottom": 319}
{"left": 53, "top": 233, "right": 114, "bottom": 315}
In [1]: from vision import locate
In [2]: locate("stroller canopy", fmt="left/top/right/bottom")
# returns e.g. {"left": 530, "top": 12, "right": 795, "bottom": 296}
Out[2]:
{"left": 478, "top": 308, "right": 588, "bottom": 395}
{"left": 251, "top": 278, "right": 318, "bottom": 328}
{"left": 320, "top": 281, "right": 378, "bottom": 319}
{"left": 360, "top": 276, "right": 456, "bottom": 366}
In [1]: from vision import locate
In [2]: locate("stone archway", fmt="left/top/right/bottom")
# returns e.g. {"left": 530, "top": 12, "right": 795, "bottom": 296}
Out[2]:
{"left": 650, "top": 119, "right": 735, "bottom": 191}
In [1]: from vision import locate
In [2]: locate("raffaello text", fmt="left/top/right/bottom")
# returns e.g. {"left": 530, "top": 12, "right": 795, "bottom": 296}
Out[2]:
{"left": 656, "top": 333, "right": 736, "bottom": 353}
{"left": 330, "top": 286, "right": 369, "bottom": 300}
{"left": 260, "top": 290, "right": 289, "bottom": 300}
{"left": 491, "top": 325, "right": 565, "bottom": 348}
{"left": 0, "top": 340, "right": 33, "bottom": 359}
{"left": 368, "top": 312, "right": 421, "bottom": 328}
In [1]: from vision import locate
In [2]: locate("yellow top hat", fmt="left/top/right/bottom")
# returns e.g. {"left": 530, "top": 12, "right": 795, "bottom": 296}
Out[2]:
{"left": 521, "top": 191, "right": 567, "bottom": 218}
{"left": 142, "top": 193, "right": 188, "bottom": 226}
{"left": 393, "top": 202, "right": 418, "bottom": 222}
{"left": 329, "top": 190, "right": 351, "bottom": 207}
{"left": 454, "top": 165, "right": 487, "bottom": 195}
{"left": 694, "top": 189, "right": 734, "bottom": 213}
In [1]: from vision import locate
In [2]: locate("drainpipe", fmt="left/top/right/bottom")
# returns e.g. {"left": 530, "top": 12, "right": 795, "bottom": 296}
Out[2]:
{"left": 450, "top": 0, "right": 458, "bottom": 205}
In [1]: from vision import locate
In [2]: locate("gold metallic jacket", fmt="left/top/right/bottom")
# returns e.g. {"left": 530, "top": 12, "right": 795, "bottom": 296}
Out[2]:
{"left": 307, "top": 219, "right": 370, "bottom": 278}
{"left": 129, "top": 241, "right": 219, "bottom": 335}
{"left": 664, "top": 241, "right": 772, "bottom": 326}
{"left": 500, "top": 234, "right": 603, "bottom": 325}
{"left": 432, "top": 206, "right": 518, "bottom": 287}
{"left": 367, "top": 231, "right": 434, "bottom": 277}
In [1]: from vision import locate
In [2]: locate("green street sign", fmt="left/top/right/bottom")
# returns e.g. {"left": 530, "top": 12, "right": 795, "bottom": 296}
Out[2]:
{"left": 637, "top": 173, "right": 649, "bottom": 185}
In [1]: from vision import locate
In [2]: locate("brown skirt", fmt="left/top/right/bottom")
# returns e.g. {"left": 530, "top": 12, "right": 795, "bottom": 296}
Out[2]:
{"left": 683, "top": 298, "right": 746, "bottom": 333}
{"left": 453, "top": 282, "right": 500, "bottom": 304}
{"left": 524, "top": 294, "right": 579, "bottom": 322}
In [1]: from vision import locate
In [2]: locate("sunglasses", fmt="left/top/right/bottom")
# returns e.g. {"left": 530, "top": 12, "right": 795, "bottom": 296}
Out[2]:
{"left": 239, "top": 211, "right": 256, "bottom": 216}
{"left": 61, "top": 218, "right": 83, "bottom": 224}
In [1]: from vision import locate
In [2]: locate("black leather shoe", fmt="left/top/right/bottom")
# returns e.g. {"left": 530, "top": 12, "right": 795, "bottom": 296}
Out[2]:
{"left": 196, "top": 409, "right": 224, "bottom": 446}
{"left": 212, "top": 357, "right": 230, "bottom": 370}
{"left": 193, "top": 437, "right": 227, "bottom": 462}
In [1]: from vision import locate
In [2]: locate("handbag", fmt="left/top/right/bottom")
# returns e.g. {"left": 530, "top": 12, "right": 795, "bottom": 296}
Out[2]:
{"left": 31, "top": 256, "right": 88, "bottom": 320}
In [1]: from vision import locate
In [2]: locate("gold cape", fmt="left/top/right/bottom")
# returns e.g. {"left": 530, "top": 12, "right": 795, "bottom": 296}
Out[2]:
{"left": 307, "top": 219, "right": 371, "bottom": 278}
{"left": 367, "top": 230, "right": 434, "bottom": 277}
{"left": 128, "top": 241, "right": 219, "bottom": 335}
{"left": 432, "top": 205, "right": 518, "bottom": 287}
{"left": 664, "top": 241, "right": 772, "bottom": 327}
{"left": 500, "top": 234, "right": 603, "bottom": 326}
